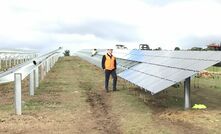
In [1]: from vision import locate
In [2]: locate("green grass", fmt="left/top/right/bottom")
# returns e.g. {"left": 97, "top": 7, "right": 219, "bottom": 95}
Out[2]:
{"left": 111, "top": 87, "right": 175, "bottom": 134}
{"left": 206, "top": 66, "right": 221, "bottom": 72}
{"left": 0, "top": 104, "right": 13, "bottom": 111}
{"left": 192, "top": 77, "right": 221, "bottom": 90}
{"left": 24, "top": 100, "right": 43, "bottom": 111}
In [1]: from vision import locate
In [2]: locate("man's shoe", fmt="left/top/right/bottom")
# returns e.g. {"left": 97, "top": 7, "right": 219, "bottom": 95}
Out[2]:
{"left": 106, "top": 90, "right": 109, "bottom": 93}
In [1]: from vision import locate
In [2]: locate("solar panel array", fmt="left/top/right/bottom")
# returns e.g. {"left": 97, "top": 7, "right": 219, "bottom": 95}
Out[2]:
{"left": 76, "top": 49, "right": 221, "bottom": 94}
{"left": 0, "top": 49, "right": 37, "bottom": 72}
{"left": 0, "top": 48, "right": 62, "bottom": 115}
{"left": 0, "top": 48, "right": 62, "bottom": 84}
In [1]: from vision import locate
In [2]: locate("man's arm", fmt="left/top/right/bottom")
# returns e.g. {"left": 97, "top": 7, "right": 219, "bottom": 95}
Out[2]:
{"left": 102, "top": 55, "right": 106, "bottom": 69}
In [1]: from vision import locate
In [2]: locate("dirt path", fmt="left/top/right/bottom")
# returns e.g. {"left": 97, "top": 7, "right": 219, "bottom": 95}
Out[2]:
{"left": 86, "top": 90, "right": 121, "bottom": 134}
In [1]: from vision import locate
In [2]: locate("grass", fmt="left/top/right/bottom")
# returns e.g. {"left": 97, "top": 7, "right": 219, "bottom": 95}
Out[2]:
{"left": 0, "top": 104, "right": 13, "bottom": 111}
{"left": 193, "top": 77, "right": 221, "bottom": 90}
{"left": 206, "top": 66, "right": 221, "bottom": 72}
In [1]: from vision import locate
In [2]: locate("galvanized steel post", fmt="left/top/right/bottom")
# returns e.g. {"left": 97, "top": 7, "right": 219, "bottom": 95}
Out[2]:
{"left": 50, "top": 58, "right": 52, "bottom": 68}
{"left": 45, "top": 60, "right": 48, "bottom": 73}
{"left": 23, "top": 56, "right": 25, "bottom": 63}
{"left": 34, "top": 67, "right": 39, "bottom": 88}
{"left": 47, "top": 60, "right": 50, "bottom": 72}
{"left": 43, "top": 61, "right": 47, "bottom": 76}
{"left": 44, "top": 61, "right": 46, "bottom": 72}
{"left": 16, "top": 57, "right": 18, "bottom": 65}
{"left": 51, "top": 57, "right": 54, "bottom": 66}
{"left": 0, "top": 57, "right": 1, "bottom": 70}
{"left": 184, "top": 77, "right": 191, "bottom": 109}
{"left": 13, "top": 56, "right": 16, "bottom": 66}
{"left": 49, "top": 58, "right": 52, "bottom": 69}
{"left": 9, "top": 56, "right": 12, "bottom": 68}
{"left": 40, "top": 64, "right": 44, "bottom": 80}
{"left": 54, "top": 56, "right": 56, "bottom": 65}
{"left": 25, "top": 55, "right": 28, "bottom": 62}
{"left": 19, "top": 56, "right": 22, "bottom": 64}
{"left": 14, "top": 73, "right": 22, "bottom": 115}
{"left": 29, "top": 71, "right": 34, "bottom": 96}
{"left": 5, "top": 57, "right": 8, "bottom": 69}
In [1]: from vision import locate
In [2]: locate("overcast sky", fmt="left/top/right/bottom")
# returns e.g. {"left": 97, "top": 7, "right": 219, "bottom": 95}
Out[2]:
{"left": 0, "top": 0, "right": 221, "bottom": 53}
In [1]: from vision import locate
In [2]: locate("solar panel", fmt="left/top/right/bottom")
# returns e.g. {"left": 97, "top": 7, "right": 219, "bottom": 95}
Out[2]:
{"left": 118, "top": 63, "right": 196, "bottom": 94}
{"left": 76, "top": 49, "right": 221, "bottom": 95}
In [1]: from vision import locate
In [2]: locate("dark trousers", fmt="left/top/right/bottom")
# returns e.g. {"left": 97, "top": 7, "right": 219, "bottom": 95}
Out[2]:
{"left": 105, "top": 69, "right": 117, "bottom": 91}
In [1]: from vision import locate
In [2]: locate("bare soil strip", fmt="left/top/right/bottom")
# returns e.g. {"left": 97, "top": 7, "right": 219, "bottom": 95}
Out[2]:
{"left": 86, "top": 90, "right": 121, "bottom": 134}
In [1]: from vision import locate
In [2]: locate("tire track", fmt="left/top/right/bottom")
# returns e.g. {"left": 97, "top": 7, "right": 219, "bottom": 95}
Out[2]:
{"left": 86, "top": 90, "right": 121, "bottom": 134}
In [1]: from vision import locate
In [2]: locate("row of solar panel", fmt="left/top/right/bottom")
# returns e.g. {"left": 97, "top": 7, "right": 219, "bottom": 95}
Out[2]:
{"left": 0, "top": 48, "right": 62, "bottom": 84}
{"left": 76, "top": 49, "right": 221, "bottom": 94}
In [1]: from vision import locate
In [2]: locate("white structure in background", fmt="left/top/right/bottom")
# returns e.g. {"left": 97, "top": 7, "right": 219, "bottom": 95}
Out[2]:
{"left": 0, "top": 49, "right": 37, "bottom": 72}
{"left": 0, "top": 47, "right": 63, "bottom": 115}
{"left": 116, "top": 44, "right": 128, "bottom": 49}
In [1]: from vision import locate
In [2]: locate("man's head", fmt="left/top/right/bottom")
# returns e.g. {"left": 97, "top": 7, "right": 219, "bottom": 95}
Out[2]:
{"left": 107, "top": 49, "right": 113, "bottom": 55}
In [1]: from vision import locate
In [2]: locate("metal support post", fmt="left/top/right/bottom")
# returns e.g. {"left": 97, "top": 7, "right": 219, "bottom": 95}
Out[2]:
{"left": 34, "top": 67, "right": 39, "bottom": 88}
{"left": 5, "top": 57, "right": 8, "bottom": 69}
{"left": 26, "top": 56, "right": 28, "bottom": 62}
{"left": 0, "top": 58, "right": 1, "bottom": 70}
{"left": 184, "top": 77, "right": 191, "bottom": 109}
{"left": 23, "top": 57, "right": 25, "bottom": 63}
{"left": 43, "top": 61, "right": 47, "bottom": 76}
{"left": 16, "top": 58, "right": 18, "bottom": 65}
{"left": 49, "top": 57, "right": 53, "bottom": 68}
{"left": 47, "top": 60, "right": 50, "bottom": 72}
{"left": 51, "top": 57, "right": 54, "bottom": 66}
{"left": 40, "top": 64, "right": 44, "bottom": 80}
{"left": 54, "top": 56, "right": 56, "bottom": 65}
{"left": 29, "top": 71, "right": 34, "bottom": 96}
{"left": 20, "top": 57, "right": 22, "bottom": 64}
{"left": 45, "top": 61, "right": 47, "bottom": 73}
{"left": 14, "top": 73, "right": 22, "bottom": 115}
{"left": 13, "top": 57, "right": 15, "bottom": 67}
{"left": 9, "top": 57, "right": 12, "bottom": 68}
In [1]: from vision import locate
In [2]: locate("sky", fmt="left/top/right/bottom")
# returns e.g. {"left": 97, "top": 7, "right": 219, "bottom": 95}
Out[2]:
{"left": 0, "top": 0, "right": 221, "bottom": 53}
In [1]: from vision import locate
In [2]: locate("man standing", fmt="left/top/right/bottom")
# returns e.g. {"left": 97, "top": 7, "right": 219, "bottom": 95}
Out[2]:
{"left": 102, "top": 49, "right": 117, "bottom": 92}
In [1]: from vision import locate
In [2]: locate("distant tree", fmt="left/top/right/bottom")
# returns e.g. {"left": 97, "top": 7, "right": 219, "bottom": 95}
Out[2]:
{"left": 191, "top": 47, "right": 203, "bottom": 51}
{"left": 63, "top": 50, "right": 70, "bottom": 56}
{"left": 139, "top": 44, "right": 151, "bottom": 50}
{"left": 154, "top": 47, "right": 162, "bottom": 51}
{"left": 174, "top": 47, "right": 180, "bottom": 51}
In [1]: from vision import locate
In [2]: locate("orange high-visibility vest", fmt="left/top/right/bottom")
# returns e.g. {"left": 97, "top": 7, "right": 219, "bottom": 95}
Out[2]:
{"left": 105, "top": 54, "right": 115, "bottom": 70}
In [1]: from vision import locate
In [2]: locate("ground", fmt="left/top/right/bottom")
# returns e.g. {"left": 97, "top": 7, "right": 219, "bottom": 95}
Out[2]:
{"left": 0, "top": 56, "right": 221, "bottom": 134}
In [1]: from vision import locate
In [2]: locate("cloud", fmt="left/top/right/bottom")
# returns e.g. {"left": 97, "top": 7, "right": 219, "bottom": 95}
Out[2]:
{"left": 142, "top": 0, "right": 181, "bottom": 6}
{"left": 137, "top": 0, "right": 221, "bottom": 49}
{"left": 1, "top": 0, "right": 221, "bottom": 52}
{"left": 142, "top": 0, "right": 221, "bottom": 6}
{"left": 0, "top": 35, "right": 60, "bottom": 53}
{"left": 45, "top": 20, "right": 140, "bottom": 42}
{"left": 178, "top": 35, "right": 221, "bottom": 49}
